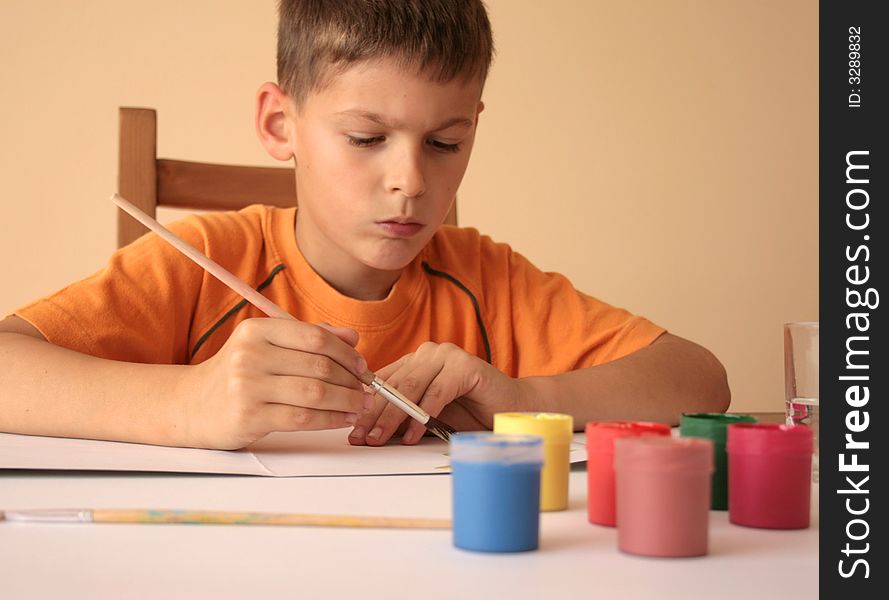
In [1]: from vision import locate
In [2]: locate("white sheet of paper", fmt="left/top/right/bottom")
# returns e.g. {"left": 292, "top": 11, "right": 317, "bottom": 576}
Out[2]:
{"left": 0, "top": 430, "right": 587, "bottom": 477}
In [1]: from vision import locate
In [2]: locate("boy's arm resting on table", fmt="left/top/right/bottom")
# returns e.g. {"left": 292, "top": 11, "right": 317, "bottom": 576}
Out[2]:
{"left": 350, "top": 333, "right": 730, "bottom": 446}
{"left": 0, "top": 315, "right": 193, "bottom": 446}
{"left": 0, "top": 315, "right": 372, "bottom": 450}
{"left": 518, "top": 333, "right": 731, "bottom": 426}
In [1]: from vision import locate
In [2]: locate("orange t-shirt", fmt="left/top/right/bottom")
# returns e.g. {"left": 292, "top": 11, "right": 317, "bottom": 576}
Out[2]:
{"left": 16, "top": 205, "right": 665, "bottom": 375}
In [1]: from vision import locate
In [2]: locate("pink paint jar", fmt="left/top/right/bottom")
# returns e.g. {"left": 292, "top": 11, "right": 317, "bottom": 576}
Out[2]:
{"left": 585, "top": 421, "right": 671, "bottom": 526}
{"left": 727, "top": 423, "right": 813, "bottom": 529}
{"left": 614, "top": 436, "right": 713, "bottom": 557}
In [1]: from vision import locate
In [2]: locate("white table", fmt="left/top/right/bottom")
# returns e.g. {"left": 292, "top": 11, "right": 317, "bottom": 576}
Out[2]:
{"left": 0, "top": 466, "right": 818, "bottom": 599}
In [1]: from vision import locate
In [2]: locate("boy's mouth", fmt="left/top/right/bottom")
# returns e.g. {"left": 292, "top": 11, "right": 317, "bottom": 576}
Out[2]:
{"left": 376, "top": 218, "right": 425, "bottom": 238}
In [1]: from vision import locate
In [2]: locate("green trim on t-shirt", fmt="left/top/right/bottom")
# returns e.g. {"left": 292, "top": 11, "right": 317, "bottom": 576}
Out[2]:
{"left": 421, "top": 261, "right": 492, "bottom": 364}
{"left": 190, "top": 263, "right": 287, "bottom": 359}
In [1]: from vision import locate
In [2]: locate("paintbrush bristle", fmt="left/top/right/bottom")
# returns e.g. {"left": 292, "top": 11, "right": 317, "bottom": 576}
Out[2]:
{"left": 426, "top": 416, "right": 457, "bottom": 442}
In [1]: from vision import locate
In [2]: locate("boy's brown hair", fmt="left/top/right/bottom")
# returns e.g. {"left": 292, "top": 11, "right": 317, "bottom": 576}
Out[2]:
{"left": 277, "top": 0, "right": 494, "bottom": 107}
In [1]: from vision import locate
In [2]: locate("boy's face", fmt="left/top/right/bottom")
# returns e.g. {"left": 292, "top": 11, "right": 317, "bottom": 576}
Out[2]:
{"left": 281, "top": 58, "right": 483, "bottom": 296}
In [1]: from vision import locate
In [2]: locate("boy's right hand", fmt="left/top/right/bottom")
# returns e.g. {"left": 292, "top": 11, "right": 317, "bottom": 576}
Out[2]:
{"left": 178, "top": 318, "right": 373, "bottom": 450}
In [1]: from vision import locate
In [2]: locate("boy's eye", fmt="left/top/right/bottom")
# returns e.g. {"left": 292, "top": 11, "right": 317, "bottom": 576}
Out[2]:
{"left": 346, "top": 135, "right": 460, "bottom": 153}
{"left": 347, "top": 135, "right": 384, "bottom": 147}
{"left": 428, "top": 139, "right": 461, "bottom": 153}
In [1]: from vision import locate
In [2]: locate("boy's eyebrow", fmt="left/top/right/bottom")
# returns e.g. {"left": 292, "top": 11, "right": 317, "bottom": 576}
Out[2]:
{"left": 333, "top": 109, "right": 474, "bottom": 131}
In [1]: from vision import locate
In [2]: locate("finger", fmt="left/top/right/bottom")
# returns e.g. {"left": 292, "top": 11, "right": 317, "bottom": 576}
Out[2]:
{"left": 317, "top": 322, "right": 360, "bottom": 348}
{"left": 256, "top": 319, "right": 368, "bottom": 378}
{"left": 358, "top": 354, "right": 413, "bottom": 446}
{"left": 386, "top": 345, "right": 473, "bottom": 444}
{"left": 397, "top": 367, "right": 456, "bottom": 445}
{"left": 348, "top": 354, "right": 412, "bottom": 445}
{"left": 348, "top": 394, "right": 388, "bottom": 445}
{"left": 259, "top": 343, "right": 363, "bottom": 390}
{"left": 364, "top": 357, "right": 446, "bottom": 446}
{"left": 402, "top": 416, "right": 432, "bottom": 446}
{"left": 261, "top": 403, "right": 360, "bottom": 433}
{"left": 261, "top": 375, "right": 375, "bottom": 415}
{"left": 400, "top": 385, "right": 464, "bottom": 444}
{"left": 364, "top": 401, "right": 411, "bottom": 446}
{"left": 373, "top": 353, "right": 412, "bottom": 381}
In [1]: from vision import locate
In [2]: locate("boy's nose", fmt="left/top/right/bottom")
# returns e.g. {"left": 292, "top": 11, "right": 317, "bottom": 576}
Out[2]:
{"left": 386, "top": 152, "right": 426, "bottom": 199}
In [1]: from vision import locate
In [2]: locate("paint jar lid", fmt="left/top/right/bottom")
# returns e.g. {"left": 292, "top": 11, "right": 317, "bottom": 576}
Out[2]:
{"left": 680, "top": 413, "right": 757, "bottom": 443}
{"left": 585, "top": 421, "right": 671, "bottom": 451}
{"left": 615, "top": 436, "right": 714, "bottom": 474}
{"left": 727, "top": 423, "right": 813, "bottom": 456}
{"left": 494, "top": 412, "right": 574, "bottom": 443}
{"left": 450, "top": 432, "right": 544, "bottom": 465}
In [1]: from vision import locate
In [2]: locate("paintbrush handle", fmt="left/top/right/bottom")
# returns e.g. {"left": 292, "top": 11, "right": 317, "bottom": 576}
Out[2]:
{"left": 94, "top": 510, "right": 450, "bottom": 529}
{"left": 112, "top": 194, "right": 292, "bottom": 320}
{"left": 4, "top": 509, "right": 450, "bottom": 529}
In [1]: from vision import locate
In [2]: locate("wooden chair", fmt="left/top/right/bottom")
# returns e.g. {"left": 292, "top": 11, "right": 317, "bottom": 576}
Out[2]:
{"left": 116, "top": 107, "right": 458, "bottom": 247}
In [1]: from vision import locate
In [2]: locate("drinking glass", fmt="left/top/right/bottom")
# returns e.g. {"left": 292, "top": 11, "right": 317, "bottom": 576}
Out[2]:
{"left": 784, "top": 322, "right": 819, "bottom": 482}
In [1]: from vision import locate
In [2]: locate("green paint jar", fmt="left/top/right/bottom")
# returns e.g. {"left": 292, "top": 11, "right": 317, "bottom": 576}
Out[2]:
{"left": 680, "top": 413, "right": 757, "bottom": 510}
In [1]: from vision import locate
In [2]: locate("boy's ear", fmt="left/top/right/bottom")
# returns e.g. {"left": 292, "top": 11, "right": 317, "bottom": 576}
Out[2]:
{"left": 256, "top": 82, "right": 296, "bottom": 161}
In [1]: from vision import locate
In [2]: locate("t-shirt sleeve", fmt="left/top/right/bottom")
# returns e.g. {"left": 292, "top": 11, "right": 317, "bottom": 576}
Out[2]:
{"left": 14, "top": 219, "right": 208, "bottom": 364}
{"left": 482, "top": 240, "right": 667, "bottom": 377}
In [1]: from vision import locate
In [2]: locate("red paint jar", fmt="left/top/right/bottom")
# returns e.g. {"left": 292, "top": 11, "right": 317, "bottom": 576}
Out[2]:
{"left": 614, "top": 436, "right": 714, "bottom": 557}
{"left": 585, "top": 421, "right": 670, "bottom": 526}
{"left": 727, "top": 423, "right": 813, "bottom": 529}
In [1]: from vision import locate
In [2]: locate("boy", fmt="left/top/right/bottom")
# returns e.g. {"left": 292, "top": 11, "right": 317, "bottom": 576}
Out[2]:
{"left": 0, "top": 0, "right": 729, "bottom": 450}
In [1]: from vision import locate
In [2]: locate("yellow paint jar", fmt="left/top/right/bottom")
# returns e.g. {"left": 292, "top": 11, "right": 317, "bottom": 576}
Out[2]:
{"left": 494, "top": 412, "right": 574, "bottom": 511}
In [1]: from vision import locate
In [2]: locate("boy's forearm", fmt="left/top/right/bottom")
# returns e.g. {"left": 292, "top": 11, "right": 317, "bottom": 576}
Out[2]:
{"left": 516, "top": 333, "right": 731, "bottom": 428}
{"left": 0, "top": 332, "right": 191, "bottom": 446}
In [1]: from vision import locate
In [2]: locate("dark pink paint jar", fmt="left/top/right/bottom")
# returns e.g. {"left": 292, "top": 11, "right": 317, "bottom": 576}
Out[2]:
{"left": 614, "top": 436, "right": 713, "bottom": 557}
{"left": 727, "top": 423, "right": 813, "bottom": 529}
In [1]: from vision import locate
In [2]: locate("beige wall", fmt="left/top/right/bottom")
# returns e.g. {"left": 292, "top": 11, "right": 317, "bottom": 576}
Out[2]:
{"left": 0, "top": 1, "right": 817, "bottom": 413}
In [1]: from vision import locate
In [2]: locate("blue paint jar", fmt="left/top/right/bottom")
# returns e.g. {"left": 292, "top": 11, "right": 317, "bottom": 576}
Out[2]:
{"left": 450, "top": 432, "right": 544, "bottom": 553}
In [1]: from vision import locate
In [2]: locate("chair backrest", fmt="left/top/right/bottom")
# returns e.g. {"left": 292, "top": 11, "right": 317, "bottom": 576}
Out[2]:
{"left": 117, "top": 107, "right": 458, "bottom": 247}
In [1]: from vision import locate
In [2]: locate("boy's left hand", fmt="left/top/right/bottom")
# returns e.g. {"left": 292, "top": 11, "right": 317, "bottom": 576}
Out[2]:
{"left": 348, "top": 342, "right": 524, "bottom": 446}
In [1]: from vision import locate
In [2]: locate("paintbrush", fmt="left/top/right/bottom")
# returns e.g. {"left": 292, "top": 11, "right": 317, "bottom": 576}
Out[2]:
{"left": 112, "top": 193, "right": 456, "bottom": 442}
{"left": 1, "top": 508, "right": 450, "bottom": 529}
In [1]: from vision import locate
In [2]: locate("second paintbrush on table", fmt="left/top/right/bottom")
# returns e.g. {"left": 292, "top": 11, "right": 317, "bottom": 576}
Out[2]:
{"left": 112, "top": 193, "right": 456, "bottom": 441}
{"left": 2, "top": 508, "right": 450, "bottom": 529}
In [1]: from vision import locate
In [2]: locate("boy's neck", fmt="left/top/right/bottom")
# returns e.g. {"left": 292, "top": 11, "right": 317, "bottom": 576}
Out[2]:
{"left": 294, "top": 217, "right": 402, "bottom": 301}
{"left": 326, "top": 268, "right": 401, "bottom": 302}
